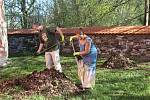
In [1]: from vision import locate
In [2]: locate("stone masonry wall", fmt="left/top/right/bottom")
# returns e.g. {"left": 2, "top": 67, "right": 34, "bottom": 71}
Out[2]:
{"left": 8, "top": 34, "right": 150, "bottom": 62}
{"left": 62, "top": 34, "right": 150, "bottom": 62}
{"left": 8, "top": 34, "right": 39, "bottom": 55}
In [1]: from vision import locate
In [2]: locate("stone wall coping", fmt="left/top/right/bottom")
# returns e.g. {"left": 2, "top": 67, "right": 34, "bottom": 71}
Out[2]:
{"left": 8, "top": 29, "right": 39, "bottom": 35}
{"left": 8, "top": 26, "right": 150, "bottom": 35}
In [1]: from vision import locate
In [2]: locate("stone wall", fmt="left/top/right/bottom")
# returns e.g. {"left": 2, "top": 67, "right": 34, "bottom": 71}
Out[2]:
{"left": 62, "top": 34, "right": 150, "bottom": 62}
{"left": 8, "top": 34, "right": 150, "bottom": 62}
{"left": 8, "top": 34, "right": 39, "bottom": 55}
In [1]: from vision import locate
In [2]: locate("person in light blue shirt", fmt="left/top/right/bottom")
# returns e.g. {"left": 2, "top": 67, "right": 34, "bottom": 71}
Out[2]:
{"left": 70, "top": 28, "right": 98, "bottom": 90}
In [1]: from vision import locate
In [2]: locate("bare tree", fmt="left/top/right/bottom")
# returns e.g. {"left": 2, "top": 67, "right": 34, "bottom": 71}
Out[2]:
{"left": 0, "top": 0, "right": 8, "bottom": 66}
{"left": 144, "top": 0, "right": 150, "bottom": 26}
{"left": 20, "top": 0, "right": 35, "bottom": 28}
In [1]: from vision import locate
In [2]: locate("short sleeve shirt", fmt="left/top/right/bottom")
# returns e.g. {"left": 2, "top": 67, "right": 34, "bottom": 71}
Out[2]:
{"left": 39, "top": 28, "right": 59, "bottom": 52}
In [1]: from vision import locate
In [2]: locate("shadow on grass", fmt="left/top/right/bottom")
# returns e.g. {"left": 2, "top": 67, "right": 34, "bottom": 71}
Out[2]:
{"left": 96, "top": 75, "right": 149, "bottom": 98}
{"left": 96, "top": 74, "right": 147, "bottom": 84}
{"left": 110, "top": 95, "right": 150, "bottom": 100}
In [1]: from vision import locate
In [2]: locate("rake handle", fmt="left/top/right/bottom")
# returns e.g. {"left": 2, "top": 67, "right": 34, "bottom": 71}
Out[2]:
{"left": 34, "top": 41, "right": 64, "bottom": 56}
{"left": 70, "top": 41, "right": 79, "bottom": 65}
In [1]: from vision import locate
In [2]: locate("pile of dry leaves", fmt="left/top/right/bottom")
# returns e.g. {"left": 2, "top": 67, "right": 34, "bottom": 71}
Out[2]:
{"left": 102, "top": 51, "right": 137, "bottom": 69}
{"left": 0, "top": 68, "right": 80, "bottom": 96}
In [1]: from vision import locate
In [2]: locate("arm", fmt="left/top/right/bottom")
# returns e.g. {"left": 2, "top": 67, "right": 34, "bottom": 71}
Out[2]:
{"left": 37, "top": 43, "right": 44, "bottom": 53}
{"left": 70, "top": 35, "right": 78, "bottom": 41}
{"left": 79, "top": 41, "right": 91, "bottom": 56}
{"left": 56, "top": 27, "right": 64, "bottom": 42}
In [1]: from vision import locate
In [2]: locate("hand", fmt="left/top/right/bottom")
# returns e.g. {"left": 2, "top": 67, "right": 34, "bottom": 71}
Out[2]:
{"left": 56, "top": 26, "right": 60, "bottom": 30}
{"left": 73, "top": 52, "right": 80, "bottom": 56}
{"left": 36, "top": 51, "right": 40, "bottom": 55}
{"left": 56, "top": 26, "right": 61, "bottom": 33}
{"left": 33, "top": 52, "right": 39, "bottom": 56}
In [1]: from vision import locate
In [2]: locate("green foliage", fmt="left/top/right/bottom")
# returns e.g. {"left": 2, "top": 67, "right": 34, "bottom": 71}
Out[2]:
{"left": 4, "top": 0, "right": 145, "bottom": 28}
{"left": 49, "top": 0, "right": 145, "bottom": 27}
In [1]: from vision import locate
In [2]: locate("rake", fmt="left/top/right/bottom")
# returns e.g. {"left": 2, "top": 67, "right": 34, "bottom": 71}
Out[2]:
{"left": 34, "top": 41, "right": 65, "bottom": 56}
{"left": 70, "top": 41, "right": 82, "bottom": 65}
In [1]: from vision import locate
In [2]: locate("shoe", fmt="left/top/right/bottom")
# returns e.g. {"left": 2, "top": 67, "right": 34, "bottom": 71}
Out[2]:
{"left": 75, "top": 83, "right": 83, "bottom": 90}
{"left": 83, "top": 87, "right": 91, "bottom": 90}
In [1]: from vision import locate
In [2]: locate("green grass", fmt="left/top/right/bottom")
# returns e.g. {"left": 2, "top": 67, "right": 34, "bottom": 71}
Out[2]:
{"left": 0, "top": 55, "right": 150, "bottom": 100}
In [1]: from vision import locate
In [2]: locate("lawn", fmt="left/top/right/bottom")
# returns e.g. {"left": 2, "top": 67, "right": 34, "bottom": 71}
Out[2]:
{"left": 0, "top": 55, "right": 150, "bottom": 100}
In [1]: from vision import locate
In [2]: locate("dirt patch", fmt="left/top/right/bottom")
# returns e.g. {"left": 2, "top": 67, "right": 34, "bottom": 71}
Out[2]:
{"left": 0, "top": 68, "right": 80, "bottom": 96}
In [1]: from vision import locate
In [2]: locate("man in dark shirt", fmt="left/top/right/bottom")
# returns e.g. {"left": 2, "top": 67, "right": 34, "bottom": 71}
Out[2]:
{"left": 32, "top": 23, "right": 64, "bottom": 72}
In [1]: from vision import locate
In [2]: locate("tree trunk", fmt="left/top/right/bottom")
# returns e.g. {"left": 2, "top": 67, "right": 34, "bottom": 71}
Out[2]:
{"left": 21, "top": 0, "right": 28, "bottom": 28}
{"left": 0, "top": 0, "right": 8, "bottom": 66}
{"left": 144, "top": 0, "right": 150, "bottom": 26}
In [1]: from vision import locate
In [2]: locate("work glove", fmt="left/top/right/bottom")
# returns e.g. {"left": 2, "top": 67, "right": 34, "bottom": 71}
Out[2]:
{"left": 73, "top": 52, "right": 83, "bottom": 60}
{"left": 61, "top": 35, "right": 64, "bottom": 42}
{"left": 70, "top": 36, "right": 74, "bottom": 42}
{"left": 73, "top": 52, "right": 80, "bottom": 56}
